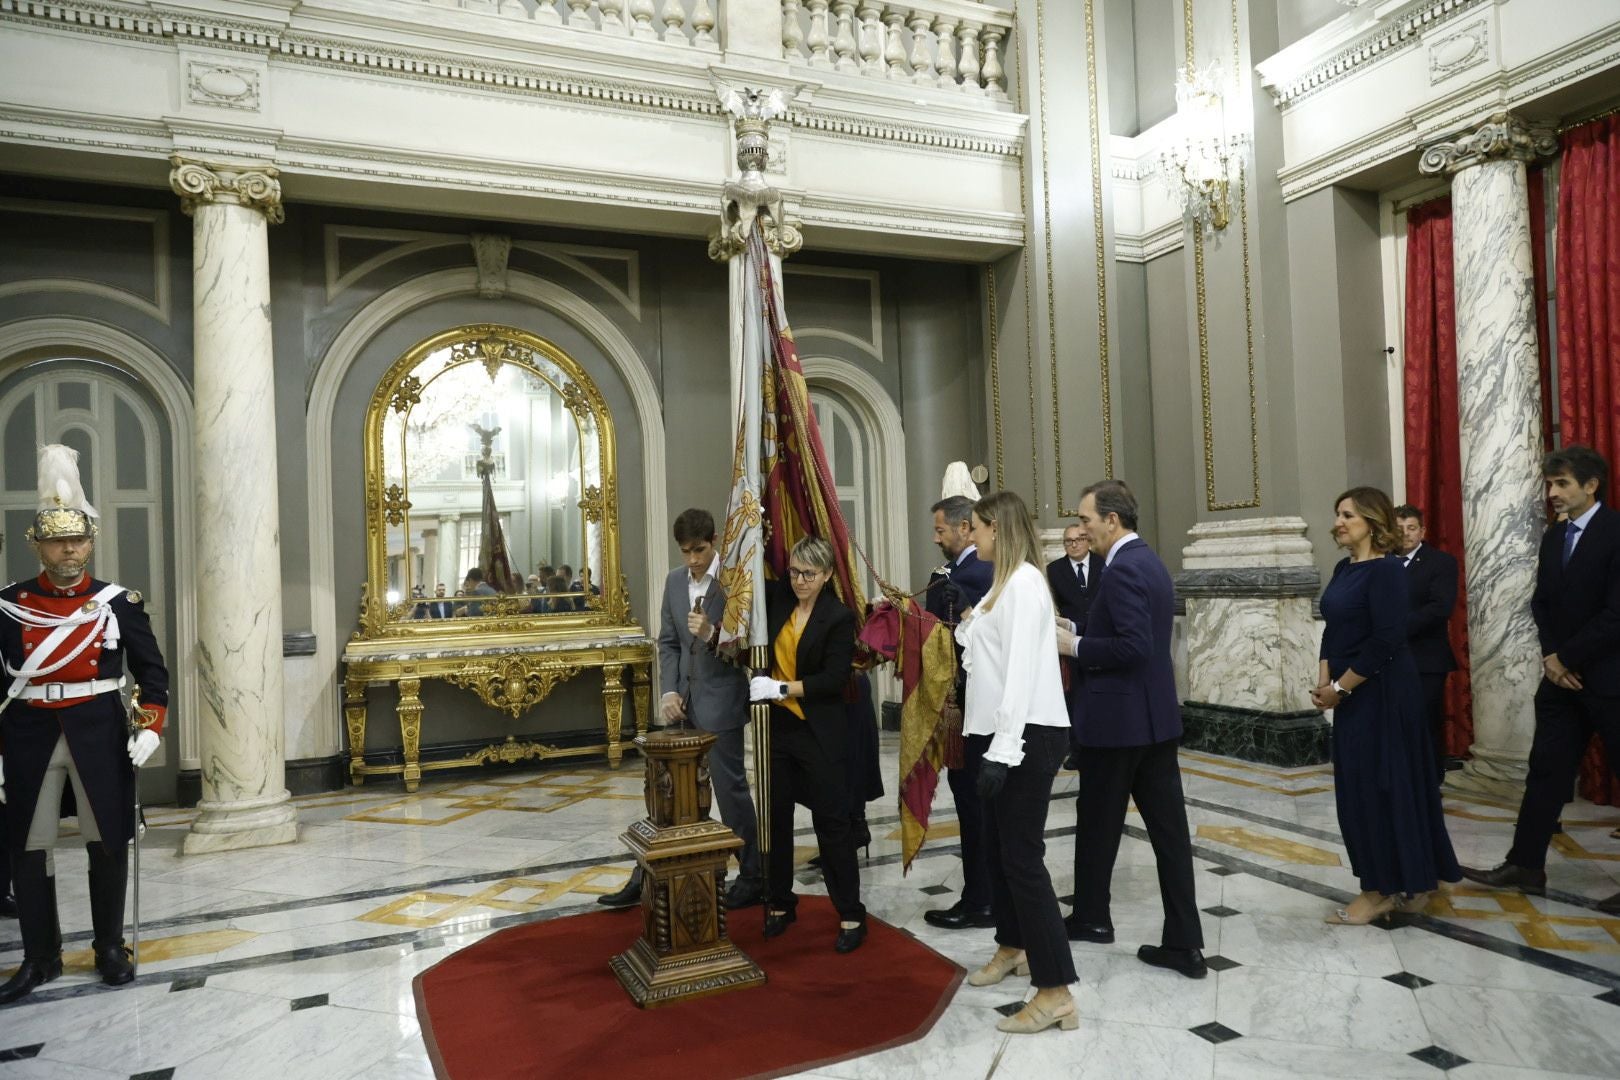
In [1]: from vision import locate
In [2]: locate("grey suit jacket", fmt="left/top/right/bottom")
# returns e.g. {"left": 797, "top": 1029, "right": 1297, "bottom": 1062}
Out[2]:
{"left": 657, "top": 566, "right": 749, "bottom": 732}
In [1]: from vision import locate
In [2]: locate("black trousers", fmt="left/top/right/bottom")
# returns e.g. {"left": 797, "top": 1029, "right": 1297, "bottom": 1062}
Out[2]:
{"left": 1420, "top": 672, "right": 1449, "bottom": 780}
{"left": 946, "top": 733, "right": 992, "bottom": 909}
{"left": 765, "top": 710, "right": 865, "bottom": 923}
{"left": 1508, "top": 683, "right": 1620, "bottom": 870}
{"left": 1074, "top": 737, "right": 1203, "bottom": 949}
{"left": 986, "top": 725, "right": 1076, "bottom": 988}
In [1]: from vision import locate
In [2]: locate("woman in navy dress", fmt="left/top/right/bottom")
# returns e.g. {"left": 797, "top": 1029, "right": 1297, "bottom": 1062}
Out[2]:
{"left": 1312, "top": 486, "right": 1460, "bottom": 924}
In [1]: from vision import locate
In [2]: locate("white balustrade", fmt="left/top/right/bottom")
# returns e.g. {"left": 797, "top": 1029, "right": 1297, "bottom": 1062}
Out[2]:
{"left": 781, "top": 0, "right": 1012, "bottom": 98}
{"left": 404, "top": 0, "right": 721, "bottom": 50}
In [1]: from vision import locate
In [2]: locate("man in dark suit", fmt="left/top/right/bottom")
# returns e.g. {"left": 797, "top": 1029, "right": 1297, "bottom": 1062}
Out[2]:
{"left": 598, "top": 508, "right": 762, "bottom": 910}
{"left": 1057, "top": 479, "right": 1205, "bottom": 978}
{"left": 1394, "top": 505, "right": 1460, "bottom": 780}
{"left": 1049, "top": 523, "right": 1104, "bottom": 752}
{"left": 921, "top": 495, "right": 995, "bottom": 930}
{"left": 1463, "top": 446, "right": 1620, "bottom": 913}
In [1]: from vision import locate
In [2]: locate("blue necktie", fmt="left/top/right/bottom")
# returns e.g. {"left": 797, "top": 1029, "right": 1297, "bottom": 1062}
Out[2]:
{"left": 1563, "top": 522, "right": 1581, "bottom": 568}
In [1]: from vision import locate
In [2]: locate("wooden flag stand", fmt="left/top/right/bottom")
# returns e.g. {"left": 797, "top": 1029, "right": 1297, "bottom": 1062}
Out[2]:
{"left": 610, "top": 729, "right": 765, "bottom": 1007}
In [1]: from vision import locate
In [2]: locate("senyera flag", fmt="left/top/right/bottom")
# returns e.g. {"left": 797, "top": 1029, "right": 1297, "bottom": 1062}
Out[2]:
{"left": 478, "top": 455, "right": 519, "bottom": 594}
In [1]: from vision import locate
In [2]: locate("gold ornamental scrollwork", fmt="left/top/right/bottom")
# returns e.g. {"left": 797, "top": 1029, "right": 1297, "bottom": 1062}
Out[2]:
{"left": 391, "top": 375, "right": 422, "bottom": 413}
{"left": 581, "top": 484, "right": 604, "bottom": 524}
{"left": 442, "top": 658, "right": 584, "bottom": 718}
{"left": 382, "top": 483, "right": 410, "bottom": 526}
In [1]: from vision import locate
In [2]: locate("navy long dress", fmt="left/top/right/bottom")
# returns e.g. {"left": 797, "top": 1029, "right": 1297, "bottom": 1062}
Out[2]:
{"left": 1320, "top": 554, "right": 1461, "bottom": 895}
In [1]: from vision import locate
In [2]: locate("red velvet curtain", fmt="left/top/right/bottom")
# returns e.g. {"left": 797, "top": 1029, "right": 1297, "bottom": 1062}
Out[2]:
{"left": 1557, "top": 115, "right": 1620, "bottom": 805}
{"left": 1403, "top": 197, "right": 1474, "bottom": 757}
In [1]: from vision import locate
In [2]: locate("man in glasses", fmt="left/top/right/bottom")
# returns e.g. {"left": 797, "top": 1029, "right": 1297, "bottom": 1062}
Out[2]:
{"left": 1048, "top": 523, "right": 1104, "bottom": 764}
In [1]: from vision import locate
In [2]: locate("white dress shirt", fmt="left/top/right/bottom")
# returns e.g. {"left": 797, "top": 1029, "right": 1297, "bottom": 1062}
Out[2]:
{"left": 1403, "top": 542, "right": 1424, "bottom": 567}
{"left": 1069, "top": 557, "right": 1088, "bottom": 588}
{"left": 955, "top": 562, "right": 1070, "bottom": 767}
{"left": 688, "top": 553, "right": 719, "bottom": 611}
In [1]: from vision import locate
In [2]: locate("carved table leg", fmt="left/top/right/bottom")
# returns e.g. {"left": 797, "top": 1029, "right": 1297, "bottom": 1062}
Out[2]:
{"left": 343, "top": 673, "right": 368, "bottom": 786}
{"left": 602, "top": 663, "right": 626, "bottom": 769}
{"left": 398, "top": 676, "right": 424, "bottom": 792}
{"left": 633, "top": 664, "right": 651, "bottom": 739}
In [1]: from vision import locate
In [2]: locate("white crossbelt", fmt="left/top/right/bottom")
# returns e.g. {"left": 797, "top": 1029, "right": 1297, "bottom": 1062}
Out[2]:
{"left": 0, "top": 582, "right": 127, "bottom": 714}
{"left": 17, "top": 676, "right": 125, "bottom": 701}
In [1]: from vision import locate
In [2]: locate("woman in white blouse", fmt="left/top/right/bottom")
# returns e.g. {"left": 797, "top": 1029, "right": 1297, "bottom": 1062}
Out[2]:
{"left": 955, "top": 491, "right": 1078, "bottom": 1034}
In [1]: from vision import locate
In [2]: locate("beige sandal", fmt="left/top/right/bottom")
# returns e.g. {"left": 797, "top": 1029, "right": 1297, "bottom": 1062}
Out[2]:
{"left": 996, "top": 998, "right": 1080, "bottom": 1034}
{"left": 967, "top": 951, "right": 1030, "bottom": 987}
{"left": 1324, "top": 893, "right": 1397, "bottom": 925}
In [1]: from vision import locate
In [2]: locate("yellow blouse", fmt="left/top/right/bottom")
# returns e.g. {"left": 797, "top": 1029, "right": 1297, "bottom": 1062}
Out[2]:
{"left": 771, "top": 610, "right": 807, "bottom": 719}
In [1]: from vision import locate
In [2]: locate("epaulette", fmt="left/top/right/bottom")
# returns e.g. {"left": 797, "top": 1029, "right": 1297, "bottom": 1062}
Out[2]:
{"left": 124, "top": 589, "right": 144, "bottom": 604}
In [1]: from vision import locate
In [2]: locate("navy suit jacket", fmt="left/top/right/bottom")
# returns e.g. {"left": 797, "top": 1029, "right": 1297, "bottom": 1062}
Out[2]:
{"left": 1532, "top": 503, "right": 1620, "bottom": 697}
{"left": 1070, "top": 537, "right": 1182, "bottom": 748}
{"left": 1047, "top": 551, "right": 1105, "bottom": 631}
{"left": 1403, "top": 543, "right": 1459, "bottom": 675}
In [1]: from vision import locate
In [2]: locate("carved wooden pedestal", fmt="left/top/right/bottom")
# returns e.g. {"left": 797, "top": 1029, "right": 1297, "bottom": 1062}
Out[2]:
{"left": 610, "top": 730, "right": 765, "bottom": 1008}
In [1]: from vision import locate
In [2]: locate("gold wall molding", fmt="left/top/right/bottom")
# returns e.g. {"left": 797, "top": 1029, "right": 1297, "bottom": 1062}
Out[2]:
{"left": 1017, "top": 155, "right": 1041, "bottom": 512}
{"left": 1083, "top": 0, "right": 1114, "bottom": 482}
{"left": 1187, "top": 0, "right": 1261, "bottom": 513}
{"left": 1035, "top": 0, "right": 1065, "bottom": 512}
{"left": 987, "top": 265, "right": 1006, "bottom": 489}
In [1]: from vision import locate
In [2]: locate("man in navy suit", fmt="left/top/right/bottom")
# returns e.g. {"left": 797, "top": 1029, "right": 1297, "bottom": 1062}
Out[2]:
{"left": 1057, "top": 480, "right": 1205, "bottom": 978}
{"left": 1395, "top": 505, "right": 1460, "bottom": 781}
{"left": 921, "top": 495, "right": 996, "bottom": 930}
{"left": 1049, "top": 523, "right": 1104, "bottom": 757}
{"left": 1463, "top": 446, "right": 1620, "bottom": 913}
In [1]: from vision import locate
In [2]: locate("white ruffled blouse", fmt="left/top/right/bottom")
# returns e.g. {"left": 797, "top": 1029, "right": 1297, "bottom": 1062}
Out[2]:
{"left": 954, "top": 561, "right": 1070, "bottom": 767}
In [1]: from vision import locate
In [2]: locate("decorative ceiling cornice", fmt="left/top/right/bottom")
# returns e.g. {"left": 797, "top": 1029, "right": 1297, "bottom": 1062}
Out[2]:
{"left": 1258, "top": 0, "right": 1490, "bottom": 109}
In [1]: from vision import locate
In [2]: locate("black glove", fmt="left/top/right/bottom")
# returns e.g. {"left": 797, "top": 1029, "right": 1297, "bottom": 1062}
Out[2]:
{"left": 977, "top": 760, "right": 1009, "bottom": 801}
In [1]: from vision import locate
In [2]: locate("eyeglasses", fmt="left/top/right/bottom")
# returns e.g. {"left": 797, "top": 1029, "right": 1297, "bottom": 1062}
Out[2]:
{"left": 1062, "top": 537, "right": 1087, "bottom": 545}
{"left": 786, "top": 567, "right": 823, "bottom": 581}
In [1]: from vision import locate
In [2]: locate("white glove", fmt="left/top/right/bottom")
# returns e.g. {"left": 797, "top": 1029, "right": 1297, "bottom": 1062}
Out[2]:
{"left": 128, "top": 729, "right": 160, "bottom": 768}
{"left": 749, "top": 676, "right": 786, "bottom": 703}
{"left": 0, "top": 756, "right": 6, "bottom": 804}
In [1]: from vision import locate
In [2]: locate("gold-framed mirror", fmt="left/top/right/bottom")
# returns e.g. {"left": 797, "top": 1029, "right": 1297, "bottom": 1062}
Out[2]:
{"left": 354, "top": 323, "right": 633, "bottom": 639}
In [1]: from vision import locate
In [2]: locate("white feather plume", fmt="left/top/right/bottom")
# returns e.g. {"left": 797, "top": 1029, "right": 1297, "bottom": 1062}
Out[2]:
{"left": 941, "top": 461, "right": 980, "bottom": 502}
{"left": 36, "top": 443, "right": 98, "bottom": 518}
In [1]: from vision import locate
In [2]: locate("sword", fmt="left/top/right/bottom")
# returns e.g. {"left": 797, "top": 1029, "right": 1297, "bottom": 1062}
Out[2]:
{"left": 127, "top": 692, "right": 148, "bottom": 974}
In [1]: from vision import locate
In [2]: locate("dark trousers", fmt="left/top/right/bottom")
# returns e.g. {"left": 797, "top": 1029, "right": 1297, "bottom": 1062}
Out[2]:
{"left": 707, "top": 725, "right": 760, "bottom": 881}
{"left": 1420, "top": 672, "right": 1449, "bottom": 780}
{"left": 1507, "top": 683, "right": 1620, "bottom": 870}
{"left": 986, "top": 725, "right": 1076, "bottom": 988}
{"left": 765, "top": 710, "right": 865, "bottom": 923}
{"left": 0, "top": 796, "right": 10, "bottom": 898}
{"left": 946, "top": 733, "right": 992, "bottom": 908}
{"left": 1074, "top": 737, "right": 1203, "bottom": 949}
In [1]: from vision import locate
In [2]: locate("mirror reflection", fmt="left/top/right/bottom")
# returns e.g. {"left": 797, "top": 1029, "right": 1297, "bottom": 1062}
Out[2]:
{"left": 379, "top": 340, "right": 600, "bottom": 619}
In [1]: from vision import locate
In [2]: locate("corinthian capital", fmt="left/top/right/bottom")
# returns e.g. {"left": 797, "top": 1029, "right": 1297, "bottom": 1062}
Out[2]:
{"left": 169, "top": 155, "right": 285, "bottom": 224}
{"left": 1419, "top": 113, "right": 1558, "bottom": 177}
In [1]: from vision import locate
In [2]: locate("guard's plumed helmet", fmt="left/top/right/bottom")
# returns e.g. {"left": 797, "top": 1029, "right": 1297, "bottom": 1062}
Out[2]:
{"left": 27, "top": 444, "right": 98, "bottom": 542}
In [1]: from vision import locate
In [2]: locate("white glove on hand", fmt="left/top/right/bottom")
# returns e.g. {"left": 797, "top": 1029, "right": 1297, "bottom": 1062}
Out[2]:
{"left": 749, "top": 676, "right": 786, "bottom": 703}
{"left": 128, "top": 729, "right": 160, "bottom": 768}
{"left": 0, "top": 755, "right": 6, "bottom": 804}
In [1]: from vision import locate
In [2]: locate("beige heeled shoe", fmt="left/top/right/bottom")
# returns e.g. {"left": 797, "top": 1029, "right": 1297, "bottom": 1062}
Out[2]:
{"left": 1395, "top": 891, "right": 1433, "bottom": 914}
{"left": 996, "top": 999, "right": 1079, "bottom": 1034}
{"left": 1324, "top": 893, "right": 1398, "bottom": 925}
{"left": 967, "top": 952, "right": 1030, "bottom": 987}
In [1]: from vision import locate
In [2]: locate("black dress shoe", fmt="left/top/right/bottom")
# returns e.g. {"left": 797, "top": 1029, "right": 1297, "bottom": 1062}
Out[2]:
{"left": 0, "top": 956, "right": 63, "bottom": 1004}
{"left": 0, "top": 894, "right": 17, "bottom": 918}
{"left": 1064, "top": 918, "right": 1115, "bottom": 943}
{"left": 724, "top": 878, "right": 765, "bottom": 910}
{"left": 1459, "top": 862, "right": 1547, "bottom": 895}
{"left": 94, "top": 944, "right": 135, "bottom": 986}
{"left": 597, "top": 868, "right": 644, "bottom": 908}
{"left": 923, "top": 901, "right": 996, "bottom": 930}
{"left": 834, "top": 921, "right": 868, "bottom": 954}
{"left": 1596, "top": 891, "right": 1620, "bottom": 916}
{"left": 1137, "top": 945, "right": 1208, "bottom": 979}
{"left": 763, "top": 908, "right": 797, "bottom": 939}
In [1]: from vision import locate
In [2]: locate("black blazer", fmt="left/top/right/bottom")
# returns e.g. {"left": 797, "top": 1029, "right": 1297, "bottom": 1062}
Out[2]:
{"left": 1532, "top": 503, "right": 1620, "bottom": 696}
{"left": 767, "top": 580, "right": 856, "bottom": 757}
{"left": 1047, "top": 551, "right": 1105, "bottom": 631}
{"left": 1403, "top": 543, "right": 1459, "bottom": 675}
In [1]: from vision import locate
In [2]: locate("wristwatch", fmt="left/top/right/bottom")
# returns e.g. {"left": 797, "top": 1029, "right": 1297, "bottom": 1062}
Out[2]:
{"left": 778, "top": 681, "right": 789, "bottom": 699}
{"left": 1331, "top": 679, "right": 1351, "bottom": 697}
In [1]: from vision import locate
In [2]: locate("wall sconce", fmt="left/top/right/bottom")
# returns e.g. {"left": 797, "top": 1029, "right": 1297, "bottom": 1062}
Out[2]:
{"left": 1156, "top": 62, "right": 1250, "bottom": 235}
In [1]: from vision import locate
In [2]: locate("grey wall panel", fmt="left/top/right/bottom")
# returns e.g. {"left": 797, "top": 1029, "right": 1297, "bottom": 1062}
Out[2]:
{"left": 657, "top": 240, "right": 732, "bottom": 560}
{"left": 1114, "top": 260, "right": 1159, "bottom": 548}
{"left": 1133, "top": 0, "right": 1180, "bottom": 132}
{"left": 1145, "top": 249, "right": 1195, "bottom": 574}
{"left": 1333, "top": 188, "right": 1392, "bottom": 492}
{"left": 1104, "top": 0, "right": 1141, "bottom": 136}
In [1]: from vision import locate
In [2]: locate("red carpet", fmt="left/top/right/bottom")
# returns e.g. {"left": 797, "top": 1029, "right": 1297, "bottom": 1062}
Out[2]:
{"left": 414, "top": 896, "right": 964, "bottom": 1080}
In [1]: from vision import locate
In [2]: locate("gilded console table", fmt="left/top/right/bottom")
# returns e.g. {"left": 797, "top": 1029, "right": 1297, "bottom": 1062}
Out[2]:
{"left": 340, "top": 632, "right": 654, "bottom": 791}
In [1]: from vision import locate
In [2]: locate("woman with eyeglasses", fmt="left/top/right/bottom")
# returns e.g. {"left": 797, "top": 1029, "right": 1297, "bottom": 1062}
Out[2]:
{"left": 748, "top": 536, "right": 866, "bottom": 953}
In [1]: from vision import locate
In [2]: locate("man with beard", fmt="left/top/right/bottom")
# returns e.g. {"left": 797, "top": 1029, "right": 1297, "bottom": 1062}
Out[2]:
{"left": 1, "top": 445, "right": 169, "bottom": 1004}
{"left": 921, "top": 494, "right": 995, "bottom": 930}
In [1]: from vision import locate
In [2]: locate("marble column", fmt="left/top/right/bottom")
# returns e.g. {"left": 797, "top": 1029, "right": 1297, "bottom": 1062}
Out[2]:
{"left": 1419, "top": 114, "right": 1558, "bottom": 798}
{"left": 1176, "top": 518, "right": 1329, "bottom": 766}
{"left": 171, "top": 156, "right": 299, "bottom": 853}
{"left": 437, "top": 515, "right": 461, "bottom": 590}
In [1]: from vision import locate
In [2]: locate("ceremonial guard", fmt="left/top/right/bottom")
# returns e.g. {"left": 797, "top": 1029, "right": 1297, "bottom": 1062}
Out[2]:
{"left": 0, "top": 446, "right": 169, "bottom": 1005}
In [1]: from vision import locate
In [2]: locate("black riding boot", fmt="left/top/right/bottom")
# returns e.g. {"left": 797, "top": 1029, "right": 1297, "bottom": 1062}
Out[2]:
{"left": 0, "top": 850, "right": 63, "bottom": 1005}
{"left": 87, "top": 842, "right": 134, "bottom": 986}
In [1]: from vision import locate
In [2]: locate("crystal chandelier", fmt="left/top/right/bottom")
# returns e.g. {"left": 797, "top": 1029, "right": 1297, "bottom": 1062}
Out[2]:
{"left": 1156, "top": 61, "right": 1249, "bottom": 235}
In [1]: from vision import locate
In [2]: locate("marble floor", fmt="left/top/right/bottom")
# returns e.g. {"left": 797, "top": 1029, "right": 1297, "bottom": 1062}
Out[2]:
{"left": 4, "top": 738, "right": 1620, "bottom": 1080}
